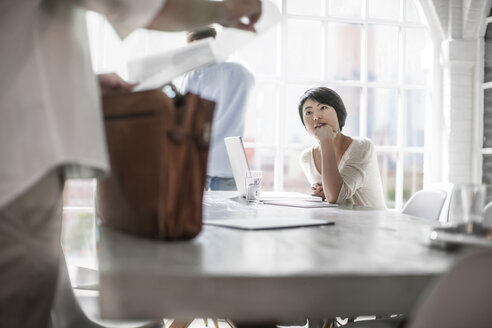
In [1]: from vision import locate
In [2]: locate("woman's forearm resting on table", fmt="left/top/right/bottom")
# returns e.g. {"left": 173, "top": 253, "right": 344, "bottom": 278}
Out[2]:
{"left": 319, "top": 139, "right": 343, "bottom": 203}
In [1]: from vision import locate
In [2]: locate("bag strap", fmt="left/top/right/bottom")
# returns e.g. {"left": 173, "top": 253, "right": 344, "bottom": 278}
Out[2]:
{"left": 162, "top": 84, "right": 185, "bottom": 107}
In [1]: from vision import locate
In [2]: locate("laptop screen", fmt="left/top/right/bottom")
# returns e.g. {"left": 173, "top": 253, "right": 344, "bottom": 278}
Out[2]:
{"left": 224, "top": 136, "right": 250, "bottom": 196}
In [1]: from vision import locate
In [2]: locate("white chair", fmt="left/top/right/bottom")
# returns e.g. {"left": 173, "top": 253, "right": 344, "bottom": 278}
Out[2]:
{"left": 339, "top": 189, "right": 449, "bottom": 328}
{"left": 424, "top": 182, "right": 454, "bottom": 223}
{"left": 483, "top": 201, "right": 492, "bottom": 227}
{"left": 407, "top": 250, "right": 492, "bottom": 328}
{"left": 401, "top": 189, "right": 447, "bottom": 221}
{"left": 68, "top": 265, "right": 99, "bottom": 290}
{"left": 51, "top": 252, "right": 164, "bottom": 328}
{"left": 341, "top": 251, "right": 492, "bottom": 328}
{"left": 65, "top": 264, "right": 222, "bottom": 328}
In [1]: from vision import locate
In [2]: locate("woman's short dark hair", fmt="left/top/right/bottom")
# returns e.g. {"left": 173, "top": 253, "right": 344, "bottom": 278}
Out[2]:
{"left": 298, "top": 87, "right": 347, "bottom": 130}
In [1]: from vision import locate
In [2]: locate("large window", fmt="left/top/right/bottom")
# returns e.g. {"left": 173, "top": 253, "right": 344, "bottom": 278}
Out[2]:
{"left": 63, "top": 0, "right": 435, "bottom": 266}
{"left": 241, "top": 0, "right": 433, "bottom": 209}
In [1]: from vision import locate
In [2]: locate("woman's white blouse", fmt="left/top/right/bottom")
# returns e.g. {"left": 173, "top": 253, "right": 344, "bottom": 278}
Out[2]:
{"left": 299, "top": 137, "right": 387, "bottom": 210}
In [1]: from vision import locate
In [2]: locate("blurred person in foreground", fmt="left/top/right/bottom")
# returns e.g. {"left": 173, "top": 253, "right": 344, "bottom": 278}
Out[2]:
{"left": 181, "top": 25, "right": 255, "bottom": 190}
{"left": 0, "top": 0, "right": 261, "bottom": 327}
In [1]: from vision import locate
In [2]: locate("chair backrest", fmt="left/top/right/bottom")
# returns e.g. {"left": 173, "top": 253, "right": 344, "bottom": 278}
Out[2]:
{"left": 483, "top": 201, "right": 492, "bottom": 227}
{"left": 402, "top": 189, "right": 447, "bottom": 221}
{"left": 408, "top": 250, "right": 492, "bottom": 328}
{"left": 52, "top": 251, "right": 164, "bottom": 328}
{"left": 425, "top": 182, "right": 454, "bottom": 222}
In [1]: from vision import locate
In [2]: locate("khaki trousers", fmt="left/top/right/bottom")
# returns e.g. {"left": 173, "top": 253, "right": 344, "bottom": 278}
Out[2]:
{"left": 0, "top": 170, "right": 64, "bottom": 328}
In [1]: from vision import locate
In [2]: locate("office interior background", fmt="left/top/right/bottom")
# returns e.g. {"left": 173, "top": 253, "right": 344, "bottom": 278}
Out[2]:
{"left": 62, "top": 0, "right": 492, "bottom": 268}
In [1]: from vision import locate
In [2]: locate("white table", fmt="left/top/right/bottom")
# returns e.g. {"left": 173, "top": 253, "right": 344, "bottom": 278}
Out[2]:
{"left": 96, "top": 192, "right": 458, "bottom": 322}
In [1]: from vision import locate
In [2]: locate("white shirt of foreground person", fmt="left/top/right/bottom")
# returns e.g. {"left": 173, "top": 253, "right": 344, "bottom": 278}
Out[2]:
{"left": 0, "top": 0, "right": 166, "bottom": 207}
{"left": 299, "top": 137, "right": 387, "bottom": 210}
{"left": 181, "top": 57, "right": 255, "bottom": 178}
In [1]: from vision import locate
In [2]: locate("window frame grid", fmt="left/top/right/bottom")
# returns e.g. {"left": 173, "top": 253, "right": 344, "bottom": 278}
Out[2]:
{"left": 481, "top": 18, "right": 492, "bottom": 157}
{"left": 82, "top": 0, "right": 433, "bottom": 211}
{"left": 245, "top": 0, "right": 431, "bottom": 209}
{"left": 480, "top": 13, "right": 492, "bottom": 189}
{"left": 62, "top": 179, "right": 98, "bottom": 268}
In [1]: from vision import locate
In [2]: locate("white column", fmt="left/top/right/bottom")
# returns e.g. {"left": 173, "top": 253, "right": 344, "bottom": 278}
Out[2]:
{"left": 441, "top": 39, "right": 477, "bottom": 184}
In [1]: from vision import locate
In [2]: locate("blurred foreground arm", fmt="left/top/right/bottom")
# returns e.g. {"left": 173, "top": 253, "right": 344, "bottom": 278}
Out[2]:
{"left": 148, "top": 0, "right": 262, "bottom": 32}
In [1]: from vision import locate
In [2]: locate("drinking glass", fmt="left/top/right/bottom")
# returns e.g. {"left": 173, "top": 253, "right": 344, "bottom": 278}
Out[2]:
{"left": 245, "top": 171, "right": 262, "bottom": 204}
{"left": 449, "top": 184, "right": 486, "bottom": 233}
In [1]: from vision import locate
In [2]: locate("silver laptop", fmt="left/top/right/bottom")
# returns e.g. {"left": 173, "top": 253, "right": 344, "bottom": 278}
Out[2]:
{"left": 224, "top": 136, "right": 323, "bottom": 202}
{"left": 224, "top": 136, "right": 250, "bottom": 196}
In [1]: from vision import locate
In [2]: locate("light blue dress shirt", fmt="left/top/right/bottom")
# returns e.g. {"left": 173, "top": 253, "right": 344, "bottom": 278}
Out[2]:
{"left": 181, "top": 58, "right": 255, "bottom": 178}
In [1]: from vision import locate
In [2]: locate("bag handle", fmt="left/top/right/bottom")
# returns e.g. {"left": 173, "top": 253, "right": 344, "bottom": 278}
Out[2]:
{"left": 162, "top": 83, "right": 214, "bottom": 148}
{"left": 162, "top": 83, "right": 188, "bottom": 143}
{"left": 162, "top": 84, "right": 185, "bottom": 107}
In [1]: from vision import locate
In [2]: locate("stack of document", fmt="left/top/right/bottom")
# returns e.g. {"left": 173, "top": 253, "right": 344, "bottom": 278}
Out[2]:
{"left": 259, "top": 192, "right": 338, "bottom": 208}
{"left": 259, "top": 191, "right": 321, "bottom": 202}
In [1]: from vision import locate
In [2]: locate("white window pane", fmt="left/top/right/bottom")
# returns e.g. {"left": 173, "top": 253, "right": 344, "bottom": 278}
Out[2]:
{"left": 377, "top": 152, "right": 397, "bottom": 209}
{"left": 123, "top": 29, "right": 149, "bottom": 60}
{"left": 86, "top": 12, "right": 106, "bottom": 71}
{"left": 237, "top": 26, "right": 279, "bottom": 77}
{"left": 63, "top": 180, "right": 95, "bottom": 207}
{"left": 284, "top": 84, "right": 319, "bottom": 146}
{"left": 245, "top": 147, "right": 275, "bottom": 191}
{"left": 244, "top": 83, "right": 278, "bottom": 144}
{"left": 368, "top": 0, "right": 400, "bottom": 21}
{"left": 62, "top": 211, "right": 97, "bottom": 268}
{"left": 146, "top": 30, "right": 186, "bottom": 55}
{"left": 286, "top": 19, "right": 324, "bottom": 81}
{"left": 326, "top": 23, "right": 361, "bottom": 81}
{"left": 328, "top": 0, "right": 363, "bottom": 18}
{"left": 332, "top": 86, "right": 361, "bottom": 137}
{"left": 367, "top": 25, "right": 399, "bottom": 83}
{"left": 405, "top": 0, "right": 421, "bottom": 23}
{"left": 284, "top": 150, "right": 311, "bottom": 193}
{"left": 405, "top": 28, "right": 431, "bottom": 85}
{"left": 367, "top": 88, "right": 398, "bottom": 146}
{"left": 271, "top": 0, "right": 282, "bottom": 12}
{"left": 406, "top": 90, "right": 426, "bottom": 147}
{"left": 403, "top": 153, "right": 423, "bottom": 204}
{"left": 286, "top": 0, "right": 324, "bottom": 16}
{"left": 100, "top": 21, "right": 128, "bottom": 76}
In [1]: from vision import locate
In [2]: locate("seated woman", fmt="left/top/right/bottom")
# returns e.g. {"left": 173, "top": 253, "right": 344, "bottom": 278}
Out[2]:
{"left": 298, "top": 87, "right": 386, "bottom": 209}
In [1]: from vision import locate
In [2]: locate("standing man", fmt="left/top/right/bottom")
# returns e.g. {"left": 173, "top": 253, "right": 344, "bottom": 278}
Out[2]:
{"left": 181, "top": 26, "right": 256, "bottom": 190}
{"left": 0, "top": 0, "right": 261, "bottom": 327}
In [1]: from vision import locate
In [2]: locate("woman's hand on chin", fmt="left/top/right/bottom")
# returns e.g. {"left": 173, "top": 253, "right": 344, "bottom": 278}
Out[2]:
{"left": 314, "top": 124, "right": 337, "bottom": 142}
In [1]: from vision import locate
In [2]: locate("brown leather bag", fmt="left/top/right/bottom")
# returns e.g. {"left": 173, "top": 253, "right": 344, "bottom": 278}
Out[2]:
{"left": 95, "top": 87, "right": 215, "bottom": 240}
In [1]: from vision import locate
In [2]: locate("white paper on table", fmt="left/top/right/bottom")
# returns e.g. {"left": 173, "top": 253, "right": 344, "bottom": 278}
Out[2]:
{"left": 259, "top": 191, "right": 323, "bottom": 202}
{"left": 204, "top": 217, "right": 334, "bottom": 230}
{"left": 128, "top": 0, "right": 281, "bottom": 92}
{"left": 261, "top": 200, "right": 339, "bottom": 208}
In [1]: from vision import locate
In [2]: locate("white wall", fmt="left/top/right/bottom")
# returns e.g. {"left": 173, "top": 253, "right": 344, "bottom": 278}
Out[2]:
{"left": 422, "top": 0, "right": 491, "bottom": 184}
